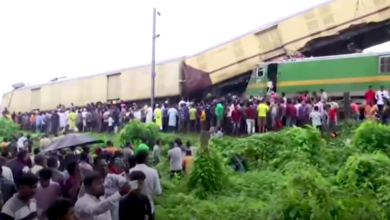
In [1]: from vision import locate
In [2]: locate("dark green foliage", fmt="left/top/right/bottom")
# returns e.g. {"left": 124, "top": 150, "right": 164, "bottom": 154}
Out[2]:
{"left": 155, "top": 121, "right": 390, "bottom": 220}
{"left": 187, "top": 146, "right": 228, "bottom": 199}
{"left": 0, "top": 118, "right": 19, "bottom": 139}
{"left": 119, "top": 120, "right": 160, "bottom": 147}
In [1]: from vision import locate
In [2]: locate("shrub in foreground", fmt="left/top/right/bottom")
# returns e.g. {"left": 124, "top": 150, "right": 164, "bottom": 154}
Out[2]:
{"left": 155, "top": 121, "right": 390, "bottom": 220}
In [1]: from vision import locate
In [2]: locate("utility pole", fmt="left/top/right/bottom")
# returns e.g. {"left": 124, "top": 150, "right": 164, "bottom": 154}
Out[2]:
{"left": 151, "top": 8, "right": 160, "bottom": 109}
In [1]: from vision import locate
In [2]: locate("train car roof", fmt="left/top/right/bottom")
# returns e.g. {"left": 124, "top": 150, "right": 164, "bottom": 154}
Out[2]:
{"left": 14, "top": 56, "right": 184, "bottom": 91}
{"left": 188, "top": 0, "right": 335, "bottom": 58}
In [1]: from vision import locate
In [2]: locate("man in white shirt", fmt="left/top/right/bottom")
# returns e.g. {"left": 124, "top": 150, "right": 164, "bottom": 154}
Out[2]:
{"left": 227, "top": 103, "right": 234, "bottom": 118}
{"left": 309, "top": 106, "right": 322, "bottom": 129}
{"left": 376, "top": 86, "right": 389, "bottom": 114}
{"left": 145, "top": 106, "right": 153, "bottom": 124}
{"left": 320, "top": 89, "right": 328, "bottom": 103}
{"left": 31, "top": 154, "right": 46, "bottom": 175}
{"left": 167, "top": 143, "right": 183, "bottom": 178}
{"left": 267, "top": 81, "right": 273, "bottom": 94}
{"left": 59, "top": 110, "right": 67, "bottom": 132}
{"left": 294, "top": 101, "right": 302, "bottom": 117}
{"left": 0, "top": 157, "right": 14, "bottom": 182}
{"left": 16, "top": 135, "right": 27, "bottom": 150}
{"left": 75, "top": 172, "right": 130, "bottom": 220}
{"left": 314, "top": 99, "right": 324, "bottom": 115}
{"left": 94, "top": 158, "right": 127, "bottom": 220}
{"left": 129, "top": 151, "right": 162, "bottom": 220}
{"left": 178, "top": 99, "right": 186, "bottom": 110}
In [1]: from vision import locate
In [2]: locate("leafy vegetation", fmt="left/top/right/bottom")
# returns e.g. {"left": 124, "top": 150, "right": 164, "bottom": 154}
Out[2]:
{"left": 4, "top": 119, "right": 390, "bottom": 219}
{"left": 0, "top": 118, "right": 19, "bottom": 138}
{"left": 152, "top": 120, "right": 390, "bottom": 220}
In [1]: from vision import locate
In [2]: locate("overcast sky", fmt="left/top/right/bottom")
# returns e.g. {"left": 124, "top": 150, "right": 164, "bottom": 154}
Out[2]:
{"left": 0, "top": 0, "right": 389, "bottom": 99}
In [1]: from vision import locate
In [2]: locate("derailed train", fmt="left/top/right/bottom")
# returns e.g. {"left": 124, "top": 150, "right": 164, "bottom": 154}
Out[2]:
{"left": 1, "top": 58, "right": 178, "bottom": 112}
{"left": 0, "top": 57, "right": 216, "bottom": 112}
{"left": 3, "top": 0, "right": 390, "bottom": 112}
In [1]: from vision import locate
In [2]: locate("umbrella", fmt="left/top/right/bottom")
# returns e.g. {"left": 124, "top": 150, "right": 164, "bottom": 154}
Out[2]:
{"left": 43, "top": 133, "right": 103, "bottom": 152}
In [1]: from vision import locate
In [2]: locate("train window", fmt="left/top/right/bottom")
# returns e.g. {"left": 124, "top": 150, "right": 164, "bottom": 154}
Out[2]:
{"left": 379, "top": 56, "right": 390, "bottom": 73}
{"left": 256, "top": 67, "right": 264, "bottom": 77}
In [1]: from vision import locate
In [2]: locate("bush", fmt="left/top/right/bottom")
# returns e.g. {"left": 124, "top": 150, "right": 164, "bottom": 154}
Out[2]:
{"left": 353, "top": 120, "right": 390, "bottom": 153}
{"left": 119, "top": 120, "right": 160, "bottom": 147}
{"left": 0, "top": 118, "right": 19, "bottom": 139}
{"left": 154, "top": 122, "right": 390, "bottom": 220}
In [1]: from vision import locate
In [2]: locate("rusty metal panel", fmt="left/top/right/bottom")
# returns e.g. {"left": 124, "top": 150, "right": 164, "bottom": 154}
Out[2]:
{"left": 30, "top": 89, "right": 41, "bottom": 110}
{"left": 107, "top": 73, "right": 121, "bottom": 100}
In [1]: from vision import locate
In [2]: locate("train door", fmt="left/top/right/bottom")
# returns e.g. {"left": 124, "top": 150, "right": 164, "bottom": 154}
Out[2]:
{"left": 252, "top": 65, "right": 267, "bottom": 94}
{"left": 267, "top": 63, "right": 279, "bottom": 93}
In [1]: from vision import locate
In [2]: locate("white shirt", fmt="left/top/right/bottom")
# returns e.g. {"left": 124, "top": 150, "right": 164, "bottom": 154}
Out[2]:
{"left": 75, "top": 192, "right": 121, "bottom": 220}
{"left": 108, "top": 117, "right": 114, "bottom": 126}
{"left": 145, "top": 107, "right": 153, "bottom": 123}
{"left": 17, "top": 137, "right": 27, "bottom": 149}
{"left": 376, "top": 90, "right": 389, "bottom": 105}
{"left": 31, "top": 165, "right": 43, "bottom": 175}
{"left": 2, "top": 166, "right": 14, "bottom": 182}
{"left": 320, "top": 92, "right": 328, "bottom": 103}
{"left": 133, "top": 110, "right": 141, "bottom": 120}
{"left": 168, "top": 147, "right": 183, "bottom": 171}
{"left": 129, "top": 164, "right": 162, "bottom": 213}
{"left": 294, "top": 103, "right": 302, "bottom": 117}
{"left": 178, "top": 100, "right": 186, "bottom": 110}
{"left": 314, "top": 102, "right": 324, "bottom": 115}
{"left": 104, "top": 174, "right": 127, "bottom": 220}
{"left": 153, "top": 145, "right": 161, "bottom": 161}
{"left": 82, "top": 111, "right": 87, "bottom": 119}
{"left": 227, "top": 104, "right": 234, "bottom": 117}
{"left": 190, "top": 146, "right": 197, "bottom": 158}
{"left": 309, "top": 111, "right": 322, "bottom": 126}
{"left": 59, "top": 112, "right": 67, "bottom": 127}
{"left": 104, "top": 174, "right": 127, "bottom": 197}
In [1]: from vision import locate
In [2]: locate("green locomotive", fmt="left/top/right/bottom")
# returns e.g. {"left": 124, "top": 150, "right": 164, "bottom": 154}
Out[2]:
{"left": 246, "top": 52, "right": 390, "bottom": 97}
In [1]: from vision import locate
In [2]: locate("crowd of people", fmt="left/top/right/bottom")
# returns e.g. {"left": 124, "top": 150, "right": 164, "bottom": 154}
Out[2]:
{"left": 0, "top": 133, "right": 201, "bottom": 220}
{"left": 2, "top": 90, "right": 334, "bottom": 136}
{"left": 2, "top": 85, "right": 390, "bottom": 138}
{"left": 0, "top": 84, "right": 389, "bottom": 220}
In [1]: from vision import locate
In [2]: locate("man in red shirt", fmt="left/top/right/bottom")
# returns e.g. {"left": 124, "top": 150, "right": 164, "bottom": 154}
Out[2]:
{"left": 365, "top": 85, "right": 375, "bottom": 105}
{"left": 285, "top": 99, "right": 297, "bottom": 127}
{"left": 231, "top": 105, "right": 242, "bottom": 136}
{"left": 274, "top": 102, "right": 284, "bottom": 130}
{"left": 245, "top": 103, "right": 256, "bottom": 134}
{"left": 328, "top": 104, "right": 338, "bottom": 137}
